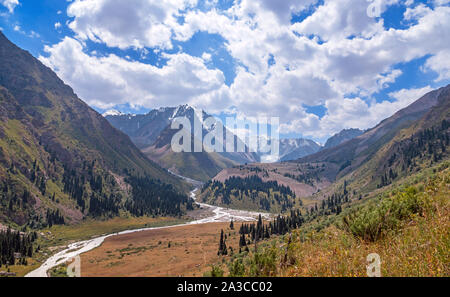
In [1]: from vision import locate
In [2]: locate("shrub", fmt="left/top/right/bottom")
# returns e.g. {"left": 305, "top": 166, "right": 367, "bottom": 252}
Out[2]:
{"left": 208, "top": 265, "right": 224, "bottom": 277}
{"left": 342, "top": 187, "right": 424, "bottom": 241}
{"left": 228, "top": 258, "right": 246, "bottom": 277}
{"left": 247, "top": 244, "right": 278, "bottom": 277}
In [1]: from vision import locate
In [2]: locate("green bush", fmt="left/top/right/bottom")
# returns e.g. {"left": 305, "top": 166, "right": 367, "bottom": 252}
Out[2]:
{"left": 247, "top": 244, "right": 278, "bottom": 277}
{"left": 228, "top": 258, "right": 246, "bottom": 277}
{"left": 206, "top": 265, "right": 224, "bottom": 277}
{"left": 342, "top": 187, "right": 424, "bottom": 241}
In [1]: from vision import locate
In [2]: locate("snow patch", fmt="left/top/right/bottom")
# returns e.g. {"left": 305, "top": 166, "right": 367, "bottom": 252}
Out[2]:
{"left": 102, "top": 109, "right": 124, "bottom": 117}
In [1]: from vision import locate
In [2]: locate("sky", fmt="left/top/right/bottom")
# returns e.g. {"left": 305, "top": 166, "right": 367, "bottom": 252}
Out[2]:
{"left": 0, "top": 0, "right": 449, "bottom": 143}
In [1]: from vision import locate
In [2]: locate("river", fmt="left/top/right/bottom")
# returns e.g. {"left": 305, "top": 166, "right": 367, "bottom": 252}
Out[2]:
{"left": 26, "top": 175, "right": 271, "bottom": 277}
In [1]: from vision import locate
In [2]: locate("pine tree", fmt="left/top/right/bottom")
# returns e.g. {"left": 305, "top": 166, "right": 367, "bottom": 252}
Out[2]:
{"left": 218, "top": 229, "right": 225, "bottom": 256}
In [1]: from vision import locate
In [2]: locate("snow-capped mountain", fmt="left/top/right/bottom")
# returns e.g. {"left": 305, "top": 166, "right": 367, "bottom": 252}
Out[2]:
{"left": 104, "top": 105, "right": 260, "bottom": 180}
{"left": 258, "top": 138, "right": 322, "bottom": 162}
{"left": 279, "top": 138, "right": 322, "bottom": 161}
{"left": 104, "top": 105, "right": 201, "bottom": 148}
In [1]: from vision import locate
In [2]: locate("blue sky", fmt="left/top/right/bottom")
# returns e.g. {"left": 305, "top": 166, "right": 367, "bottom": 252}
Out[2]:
{"left": 1, "top": 0, "right": 449, "bottom": 143}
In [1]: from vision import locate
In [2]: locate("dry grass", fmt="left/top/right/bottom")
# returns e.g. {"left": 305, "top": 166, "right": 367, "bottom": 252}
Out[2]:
{"left": 289, "top": 175, "right": 448, "bottom": 276}
{"left": 224, "top": 168, "right": 449, "bottom": 277}
{"left": 80, "top": 222, "right": 242, "bottom": 277}
{"left": 284, "top": 206, "right": 449, "bottom": 277}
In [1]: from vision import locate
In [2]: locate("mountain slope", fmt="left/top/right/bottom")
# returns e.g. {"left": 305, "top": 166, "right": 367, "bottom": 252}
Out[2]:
{"left": 293, "top": 84, "right": 449, "bottom": 203}
{"left": 142, "top": 124, "right": 238, "bottom": 181}
{"left": 343, "top": 84, "right": 450, "bottom": 193}
{"left": 0, "top": 31, "right": 189, "bottom": 226}
{"left": 104, "top": 107, "right": 183, "bottom": 149}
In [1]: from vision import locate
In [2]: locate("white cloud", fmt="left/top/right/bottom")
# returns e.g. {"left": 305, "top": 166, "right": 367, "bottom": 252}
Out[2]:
{"left": 67, "top": 0, "right": 198, "bottom": 49}
{"left": 201, "top": 52, "right": 212, "bottom": 62}
{"left": 423, "top": 50, "right": 450, "bottom": 82}
{"left": 11, "top": 24, "right": 39, "bottom": 38}
{"left": 287, "top": 85, "right": 434, "bottom": 138}
{"left": 388, "top": 85, "right": 433, "bottom": 103}
{"left": 28, "top": 30, "right": 40, "bottom": 38}
{"left": 433, "top": 0, "right": 450, "bottom": 5}
{"left": 404, "top": 3, "right": 431, "bottom": 20}
{"left": 292, "top": 0, "right": 387, "bottom": 41}
{"left": 248, "top": 0, "right": 318, "bottom": 24}
{"left": 180, "top": 2, "right": 448, "bottom": 134}
{"left": 39, "top": 37, "right": 224, "bottom": 109}
{"left": 1, "top": 0, "right": 19, "bottom": 13}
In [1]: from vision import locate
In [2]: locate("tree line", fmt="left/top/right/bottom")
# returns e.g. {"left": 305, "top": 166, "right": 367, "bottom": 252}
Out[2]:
{"left": 203, "top": 176, "right": 296, "bottom": 212}
{"left": 125, "top": 176, "right": 194, "bottom": 217}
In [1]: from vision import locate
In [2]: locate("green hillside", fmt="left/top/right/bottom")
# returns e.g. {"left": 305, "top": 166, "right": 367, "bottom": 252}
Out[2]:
{"left": 312, "top": 84, "right": 449, "bottom": 205}
{"left": 154, "top": 149, "right": 238, "bottom": 182}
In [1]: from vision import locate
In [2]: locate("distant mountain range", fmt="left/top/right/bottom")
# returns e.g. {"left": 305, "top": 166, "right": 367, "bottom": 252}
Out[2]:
{"left": 104, "top": 106, "right": 367, "bottom": 180}
{"left": 104, "top": 105, "right": 260, "bottom": 181}
{"left": 257, "top": 138, "right": 322, "bottom": 162}
{"left": 279, "top": 138, "right": 322, "bottom": 162}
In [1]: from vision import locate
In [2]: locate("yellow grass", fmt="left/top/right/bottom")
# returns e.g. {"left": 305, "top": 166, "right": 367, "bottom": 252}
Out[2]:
{"left": 225, "top": 168, "right": 449, "bottom": 277}
{"left": 80, "top": 222, "right": 241, "bottom": 277}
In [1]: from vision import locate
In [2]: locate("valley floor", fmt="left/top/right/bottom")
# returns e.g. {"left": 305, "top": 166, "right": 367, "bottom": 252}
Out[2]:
{"left": 14, "top": 167, "right": 450, "bottom": 278}
{"left": 23, "top": 186, "right": 269, "bottom": 277}
{"left": 80, "top": 222, "right": 240, "bottom": 277}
